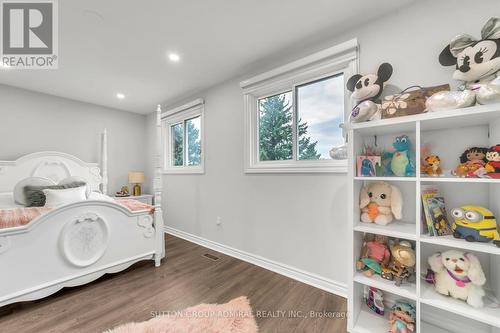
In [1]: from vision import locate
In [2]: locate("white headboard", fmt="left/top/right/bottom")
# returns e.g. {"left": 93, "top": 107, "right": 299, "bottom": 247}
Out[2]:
{"left": 0, "top": 130, "right": 108, "bottom": 194}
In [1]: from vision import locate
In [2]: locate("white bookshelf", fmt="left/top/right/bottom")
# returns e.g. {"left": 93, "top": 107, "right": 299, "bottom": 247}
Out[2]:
{"left": 347, "top": 103, "right": 500, "bottom": 333}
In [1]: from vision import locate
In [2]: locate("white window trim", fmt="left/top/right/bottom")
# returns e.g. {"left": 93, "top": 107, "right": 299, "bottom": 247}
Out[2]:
{"left": 241, "top": 38, "right": 358, "bottom": 174}
{"left": 162, "top": 98, "right": 205, "bottom": 174}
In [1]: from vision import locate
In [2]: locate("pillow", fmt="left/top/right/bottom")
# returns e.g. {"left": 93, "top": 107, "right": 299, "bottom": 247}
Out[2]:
{"left": 24, "top": 181, "right": 87, "bottom": 207}
{"left": 43, "top": 187, "right": 87, "bottom": 208}
{"left": 14, "top": 177, "right": 55, "bottom": 205}
{"left": 59, "top": 176, "right": 91, "bottom": 198}
{"left": 88, "top": 191, "right": 114, "bottom": 202}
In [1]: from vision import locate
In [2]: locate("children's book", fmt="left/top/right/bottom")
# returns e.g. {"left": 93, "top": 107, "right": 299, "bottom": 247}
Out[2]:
{"left": 421, "top": 185, "right": 451, "bottom": 236}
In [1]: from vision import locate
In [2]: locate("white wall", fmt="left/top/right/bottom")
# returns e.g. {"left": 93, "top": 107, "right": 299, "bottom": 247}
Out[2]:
{"left": 0, "top": 84, "right": 148, "bottom": 193}
{"left": 151, "top": 0, "right": 500, "bottom": 292}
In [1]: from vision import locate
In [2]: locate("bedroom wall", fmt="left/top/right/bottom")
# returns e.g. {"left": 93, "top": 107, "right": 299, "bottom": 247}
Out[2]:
{"left": 149, "top": 0, "right": 500, "bottom": 293}
{"left": 0, "top": 84, "right": 148, "bottom": 194}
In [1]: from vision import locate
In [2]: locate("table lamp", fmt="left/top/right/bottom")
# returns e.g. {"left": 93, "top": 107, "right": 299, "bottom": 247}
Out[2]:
{"left": 128, "top": 171, "right": 145, "bottom": 196}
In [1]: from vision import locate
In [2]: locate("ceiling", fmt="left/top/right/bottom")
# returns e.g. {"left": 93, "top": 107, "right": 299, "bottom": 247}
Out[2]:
{"left": 0, "top": 0, "right": 415, "bottom": 114}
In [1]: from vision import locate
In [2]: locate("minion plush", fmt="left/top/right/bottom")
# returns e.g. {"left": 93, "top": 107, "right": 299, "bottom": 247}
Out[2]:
{"left": 451, "top": 206, "right": 500, "bottom": 247}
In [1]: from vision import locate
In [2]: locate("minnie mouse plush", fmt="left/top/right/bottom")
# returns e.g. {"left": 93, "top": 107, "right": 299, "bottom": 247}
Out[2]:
{"left": 427, "top": 17, "right": 500, "bottom": 111}
{"left": 347, "top": 63, "right": 393, "bottom": 122}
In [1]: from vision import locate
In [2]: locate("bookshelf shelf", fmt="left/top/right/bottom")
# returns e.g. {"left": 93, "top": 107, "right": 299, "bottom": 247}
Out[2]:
{"left": 354, "top": 221, "right": 416, "bottom": 240}
{"left": 420, "top": 176, "right": 500, "bottom": 184}
{"left": 420, "top": 235, "right": 500, "bottom": 256}
{"left": 420, "top": 283, "right": 500, "bottom": 328}
{"left": 354, "top": 272, "right": 417, "bottom": 300}
{"left": 347, "top": 103, "right": 500, "bottom": 333}
{"left": 354, "top": 176, "right": 416, "bottom": 182}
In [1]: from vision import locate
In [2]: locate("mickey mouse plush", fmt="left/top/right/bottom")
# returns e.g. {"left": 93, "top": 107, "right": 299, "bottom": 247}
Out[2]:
{"left": 485, "top": 145, "right": 500, "bottom": 174}
{"left": 346, "top": 63, "right": 393, "bottom": 122}
{"left": 427, "top": 17, "right": 500, "bottom": 111}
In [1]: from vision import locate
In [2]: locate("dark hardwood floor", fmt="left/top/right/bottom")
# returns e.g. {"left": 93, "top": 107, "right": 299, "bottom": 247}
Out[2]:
{"left": 0, "top": 234, "right": 347, "bottom": 333}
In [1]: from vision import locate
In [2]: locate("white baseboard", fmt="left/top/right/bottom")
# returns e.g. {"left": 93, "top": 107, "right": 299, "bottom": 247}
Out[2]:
{"left": 165, "top": 226, "right": 347, "bottom": 298}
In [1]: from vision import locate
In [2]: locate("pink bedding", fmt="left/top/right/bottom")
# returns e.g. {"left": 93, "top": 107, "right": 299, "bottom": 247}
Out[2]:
{"left": 115, "top": 198, "right": 155, "bottom": 214}
{"left": 0, "top": 207, "right": 52, "bottom": 229}
{"left": 0, "top": 199, "right": 154, "bottom": 229}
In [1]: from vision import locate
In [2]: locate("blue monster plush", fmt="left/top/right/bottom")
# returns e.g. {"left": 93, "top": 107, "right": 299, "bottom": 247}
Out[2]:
{"left": 384, "top": 135, "right": 415, "bottom": 177}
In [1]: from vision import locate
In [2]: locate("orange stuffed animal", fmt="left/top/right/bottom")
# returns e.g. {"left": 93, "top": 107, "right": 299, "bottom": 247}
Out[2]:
{"left": 423, "top": 155, "right": 442, "bottom": 176}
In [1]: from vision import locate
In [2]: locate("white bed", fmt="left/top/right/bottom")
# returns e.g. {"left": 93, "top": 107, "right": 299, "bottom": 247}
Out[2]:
{"left": 0, "top": 193, "right": 24, "bottom": 209}
{"left": 0, "top": 107, "right": 165, "bottom": 308}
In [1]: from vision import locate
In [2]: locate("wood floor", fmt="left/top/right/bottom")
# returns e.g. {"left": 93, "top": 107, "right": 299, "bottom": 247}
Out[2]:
{"left": 0, "top": 234, "right": 347, "bottom": 333}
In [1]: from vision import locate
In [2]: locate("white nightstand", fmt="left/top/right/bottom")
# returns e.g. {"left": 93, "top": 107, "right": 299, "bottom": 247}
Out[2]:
{"left": 116, "top": 194, "right": 153, "bottom": 205}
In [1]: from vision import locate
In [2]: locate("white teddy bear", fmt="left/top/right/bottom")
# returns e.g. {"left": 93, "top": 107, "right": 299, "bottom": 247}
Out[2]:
{"left": 428, "top": 250, "right": 486, "bottom": 308}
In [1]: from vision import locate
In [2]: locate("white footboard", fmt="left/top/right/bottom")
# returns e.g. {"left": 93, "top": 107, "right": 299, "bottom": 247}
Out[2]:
{"left": 0, "top": 200, "right": 164, "bottom": 307}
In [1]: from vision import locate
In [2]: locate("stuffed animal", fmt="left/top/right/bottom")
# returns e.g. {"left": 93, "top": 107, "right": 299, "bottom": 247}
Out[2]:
{"left": 485, "top": 144, "right": 500, "bottom": 173}
{"left": 346, "top": 63, "right": 393, "bottom": 122}
{"left": 388, "top": 301, "right": 416, "bottom": 333}
{"left": 385, "top": 241, "right": 416, "bottom": 286}
{"left": 451, "top": 206, "right": 500, "bottom": 247}
{"left": 452, "top": 147, "right": 488, "bottom": 177}
{"left": 356, "top": 234, "right": 391, "bottom": 277}
{"left": 383, "top": 135, "right": 415, "bottom": 177}
{"left": 423, "top": 155, "right": 442, "bottom": 176}
{"left": 428, "top": 250, "right": 486, "bottom": 308}
{"left": 359, "top": 182, "right": 403, "bottom": 225}
{"left": 427, "top": 17, "right": 500, "bottom": 112}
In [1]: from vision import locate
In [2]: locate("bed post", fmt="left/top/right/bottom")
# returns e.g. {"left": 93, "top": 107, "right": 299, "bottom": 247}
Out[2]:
{"left": 101, "top": 128, "right": 108, "bottom": 195}
{"left": 154, "top": 105, "right": 165, "bottom": 267}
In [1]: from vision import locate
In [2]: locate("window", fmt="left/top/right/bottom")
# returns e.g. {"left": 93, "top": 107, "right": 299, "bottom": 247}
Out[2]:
{"left": 258, "top": 91, "right": 293, "bottom": 161}
{"left": 242, "top": 39, "right": 358, "bottom": 173}
{"left": 162, "top": 99, "right": 204, "bottom": 174}
{"left": 296, "top": 75, "right": 345, "bottom": 160}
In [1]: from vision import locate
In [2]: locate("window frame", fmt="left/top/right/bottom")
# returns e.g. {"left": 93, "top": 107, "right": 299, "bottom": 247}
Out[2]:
{"left": 241, "top": 38, "right": 358, "bottom": 173}
{"left": 162, "top": 99, "right": 205, "bottom": 174}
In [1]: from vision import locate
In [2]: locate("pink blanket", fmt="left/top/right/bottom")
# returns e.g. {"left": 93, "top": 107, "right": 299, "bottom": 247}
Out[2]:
{"left": 0, "top": 207, "right": 52, "bottom": 229}
{"left": 115, "top": 198, "right": 155, "bottom": 214}
{"left": 0, "top": 199, "right": 154, "bottom": 229}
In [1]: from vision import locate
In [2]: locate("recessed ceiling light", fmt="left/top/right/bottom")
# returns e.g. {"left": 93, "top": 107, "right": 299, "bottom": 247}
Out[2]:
{"left": 168, "top": 53, "right": 180, "bottom": 62}
{"left": 116, "top": 93, "right": 125, "bottom": 99}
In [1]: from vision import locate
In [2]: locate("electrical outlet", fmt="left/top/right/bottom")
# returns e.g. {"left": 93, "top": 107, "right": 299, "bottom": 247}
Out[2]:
{"left": 216, "top": 216, "right": 222, "bottom": 226}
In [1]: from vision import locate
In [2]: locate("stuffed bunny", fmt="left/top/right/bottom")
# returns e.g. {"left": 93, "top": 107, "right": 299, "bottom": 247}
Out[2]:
{"left": 427, "top": 17, "right": 500, "bottom": 111}
{"left": 359, "top": 182, "right": 403, "bottom": 225}
{"left": 428, "top": 250, "right": 486, "bottom": 308}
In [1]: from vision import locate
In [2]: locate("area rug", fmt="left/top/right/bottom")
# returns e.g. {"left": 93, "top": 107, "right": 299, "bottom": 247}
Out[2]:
{"left": 105, "top": 296, "right": 258, "bottom": 333}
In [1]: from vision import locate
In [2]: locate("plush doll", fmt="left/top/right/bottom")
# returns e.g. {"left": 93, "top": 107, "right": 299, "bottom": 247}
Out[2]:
{"left": 356, "top": 234, "right": 391, "bottom": 277}
{"left": 383, "top": 135, "right": 415, "bottom": 177}
{"left": 388, "top": 301, "right": 416, "bottom": 333}
{"left": 359, "top": 182, "right": 403, "bottom": 225}
{"left": 427, "top": 17, "right": 500, "bottom": 112}
{"left": 485, "top": 144, "right": 500, "bottom": 174}
{"left": 452, "top": 147, "right": 488, "bottom": 177}
{"left": 428, "top": 250, "right": 486, "bottom": 308}
{"left": 451, "top": 205, "right": 500, "bottom": 247}
{"left": 346, "top": 63, "right": 393, "bottom": 122}
{"left": 386, "top": 241, "right": 416, "bottom": 286}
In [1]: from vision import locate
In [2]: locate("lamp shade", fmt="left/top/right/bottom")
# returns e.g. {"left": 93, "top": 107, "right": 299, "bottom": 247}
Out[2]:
{"left": 128, "top": 171, "right": 145, "bottom": 184}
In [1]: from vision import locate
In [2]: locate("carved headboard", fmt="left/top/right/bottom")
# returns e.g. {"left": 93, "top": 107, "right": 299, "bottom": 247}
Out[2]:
{"left": 0, "top": 131, "right": 108, "bottom": 194}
